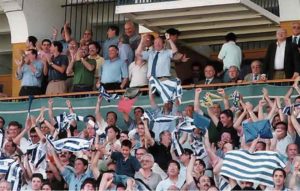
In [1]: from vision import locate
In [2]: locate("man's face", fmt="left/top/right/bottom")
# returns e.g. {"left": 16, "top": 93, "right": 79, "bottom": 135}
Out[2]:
{"left": 204, "top": 66, "right": 215, "bottom": 79}
{"left": 121, "top": 146, "right": 130, "bottom": 158}
{"left": 42, "top": 41, "right": 51, "bottom": 52}
{"left": 137, "top": 124, "right": 145, "bottom": 136}
{"left": 108, "top": 47, "right": 118, "bottom": 60}
{"left": 134, "top": 108, "right": 143, "bottom": 119}
{"left": 141, "top": 156, "right": 153, "bottom": 169}
{"left": 59, "top": 151, "right": 71, "bottom": 162}
{"left": 167, "top": 162, "right": 179, "bottom": 176}
{"left": 74, "top": 159, "right": 86, "bottom": 174}
{"left": 169, "top": 34, "right": 178, "bottom": 42}
{"left": 81, "top": 183, "right": 95, "bottom": 191}
{"left": 161, "top": 131, "right": 171, "bottom": 144}
{"left": 8, "top": 125, "right": 20, "bottom": 139}
{"left": 153, "top": 38, "right": 164, "bottom": 51}
{"left": 83, "top": 30, "right": 92, "bottom": 42}
{"left": 251, "top": 61, "right": 261, "bottom": 74}
{"left": 276, "top": 29, "right": 287, "bottom": 42}
{"left": 107, "top": 28, "right": 116, "bottom": 38}
{"left": 124, "top": 23, "right": 135, "bottom": 37}
{"left": 107, "top": 128, "right": 117, "bottom": 141}
{"left": 198, "top": 175, "right": 211, "bottom": 191}
{"left": 228, "top": 67, "right": 238, "bottom": 79}
{"left": 184, "top": 105, "right": 194, "bottom": 118}
{"left": 275, "top": 123, "right": 287, "bottom": 139}
{"left": 4, "top": 141, "right": 15, "bottom": 154}
{"left": 88, "top": 44, "right": 98, "bottom": 57}
{"left": 220, "top": 114, "right": 231, "bottom": 127}
{"left": 31, "top": 177, "right": 42, "bottom": 191}
{"left": 144, "top": 34, "right": 153, "bottom": 47}
{"left": 30, "top": 132, "right": 40, "bottom": 144}
{"left": 221, "top": 132, "right": 232, "bottom": 143}
{"left": 106, "top": 113, "right": 117, "bottom": 126}
{"left": 135, "top": 149, "right": 146, "bottom": 162}
{"left": 292, "top": 23, "right": 300, "bottom": 36}
{"left": 287, "top": 144, "right": 298, "bottom": 160}
{"left": 273, "top": 170, "right": 285, "bottom": 187}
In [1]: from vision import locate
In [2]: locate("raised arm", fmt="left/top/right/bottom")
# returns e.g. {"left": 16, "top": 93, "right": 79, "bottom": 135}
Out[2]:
{"left": 194, "top": 88, "right": 203, "bottom": 114}
{"left": 217, "top": 88, "right": 230, "bottom": 110}
{"left": 290, "top": 108, "right": 300, "bottom": 136}
{"left": 207, "top": 106, "right": 219, "bottom": 127}
{"left": 95, "top": 96, "right": 104, "bottom": 124}
{"left": 149, "top": 89, "right": 158, "bottom": 109}
{"left": 48, "top": 98, "right": 56, "bottom": 125}
{"left": 135, "top": 35, "right": 145, "bottom": 57}
{"left": 165, "top": 33, "right": 178, "bottom": 54}
{"left": 50, "top": 144, "right": 65, "bottom": 173}
{"left": 262, "top": 88, "right": 274, "bottom": 108}
{"left": 143, "top": 119, "right": 155, "bottom": 148}
{"left": 186, "top": 155, "right": 196, "bottom": 184}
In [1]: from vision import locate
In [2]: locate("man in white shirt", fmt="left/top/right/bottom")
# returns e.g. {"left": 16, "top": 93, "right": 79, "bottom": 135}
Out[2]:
{"left": 264, "top": 28, "right": 300, "bottom": 80}
{"left": 218, "top": 32, "right": 242, "bottom": 82}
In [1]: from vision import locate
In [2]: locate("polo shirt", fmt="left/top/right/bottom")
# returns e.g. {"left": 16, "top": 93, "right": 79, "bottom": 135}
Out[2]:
{"left": 111, "top": 151, "right": 141, "bottom": 177}
{"left": 135, "top": 171, "right": 162, "bottom": 190}
{"left": 61, "top": 166, "right": 93, "bottom": 191}
{"left": 100, "top": 58, "right": 128, "bottom": 83}
{"left": 48, "top": 54, "right": 68, "bottom": 81}
{"left": 72, "top": 58, "right": 96, "bottom": 86}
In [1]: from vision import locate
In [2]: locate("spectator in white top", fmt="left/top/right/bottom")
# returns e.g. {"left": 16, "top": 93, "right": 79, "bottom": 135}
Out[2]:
{"left": 129, "top": 54, "right": 148, "bottom": 88}
{"left": 218, "top": 32, "right": 242, "bottom": 82}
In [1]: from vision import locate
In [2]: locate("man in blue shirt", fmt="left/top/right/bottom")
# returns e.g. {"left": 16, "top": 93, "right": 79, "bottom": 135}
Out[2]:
{"left": 99, "top": 45, "right": 128, "bottom": 90}
{"left": 16, "top": 49, "right": 43, "bottom": 96}
{"left": 136, "top": 34, "right": 178, "bottom": 78}
{"left": 51, "top": 147, "right": 98, "bottom": 191}
{"left": 102, "top": 25, "right": 119, "bottom": 60}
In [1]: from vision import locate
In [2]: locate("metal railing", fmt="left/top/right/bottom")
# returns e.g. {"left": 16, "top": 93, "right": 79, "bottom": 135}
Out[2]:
{"left": 251, "top": 0, "right": 279, "bottom": 16}
{"left": 0, "top": 79, "right": 294, "bottom": 102}
{"left": 62, "top": 0, "right": 126, "bottom": 42}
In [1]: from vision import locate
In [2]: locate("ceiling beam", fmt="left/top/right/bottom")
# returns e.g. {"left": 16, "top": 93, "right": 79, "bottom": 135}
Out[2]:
{"left": 146, "top": 12, "right": 261, "bottom": 27}
{"left": 172, "top": 19, "right": 273, "bottom": 32}
{"left": 188, "top": 36, "right": 276, "bottom": 46}
{"left": 133, "top": 5, "right": 247, "bottom": 20}
{"left": 179, "top": 26, "right": 278, "bottom": 39}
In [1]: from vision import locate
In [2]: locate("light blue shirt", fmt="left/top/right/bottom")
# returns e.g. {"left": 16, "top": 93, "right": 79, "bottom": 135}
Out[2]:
{"left": 142, "top": 49, "right": 173, "bottom": 78}
{"left": 100, "top": 58, "right": 128, "bottom": 83}
{"left": 16, "top": 60, "right": 43, "bottom": 87}
{"left": 61, "top": 166, "right": 93, "bottom": 191}
{"left": 102, "top": 37, "right": 119, "bottom": 60}
{"left": 218, "top": 41, "right": 242, "bottom": 70}
{"left": 119, "top": 43, "right": 134, "bottom": 65}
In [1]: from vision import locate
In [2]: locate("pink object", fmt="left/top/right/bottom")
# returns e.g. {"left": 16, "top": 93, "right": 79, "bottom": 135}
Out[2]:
{"left": 118, "top": 97, "right": 137, "bottom": 114}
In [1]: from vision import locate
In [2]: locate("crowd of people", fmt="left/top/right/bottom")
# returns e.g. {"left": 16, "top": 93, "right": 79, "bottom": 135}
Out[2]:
{"left": 1, "top": 19, "right": 300, "bottom": 191}
{"left": 14, "top": 20, "right": 300, "bottom": 97}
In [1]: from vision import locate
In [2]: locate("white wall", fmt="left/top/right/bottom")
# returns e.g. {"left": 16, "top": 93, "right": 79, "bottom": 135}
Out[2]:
{"left": 22, "top": 0, "right": 65, "bottom": 40}
{"left": 278, "top": 0, "right": 300, "bottom": 21}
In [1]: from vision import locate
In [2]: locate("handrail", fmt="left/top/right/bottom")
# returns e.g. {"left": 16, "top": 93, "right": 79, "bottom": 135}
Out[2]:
{"left": 0, "top": 79, "right": 294, "bottom": 102}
